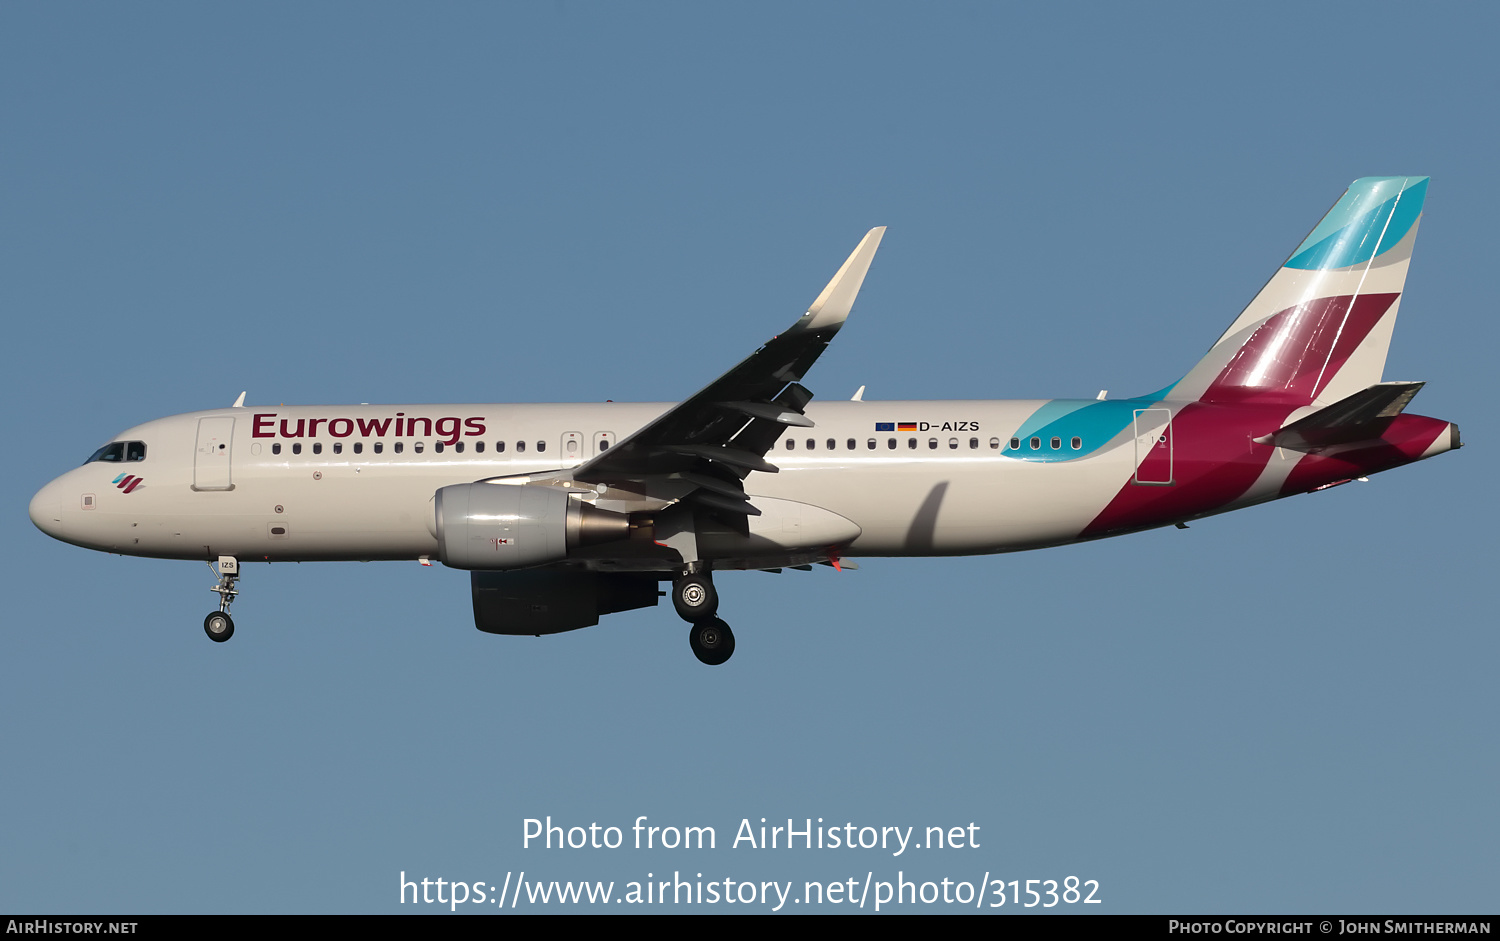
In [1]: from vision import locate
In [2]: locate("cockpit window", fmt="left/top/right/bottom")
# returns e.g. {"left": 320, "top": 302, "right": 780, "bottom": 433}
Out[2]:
{"left": 85, "top": 442, "right": 126, "bottom": 464}
{"left": 85, "top": 441, "right": 147, "bottom": 465}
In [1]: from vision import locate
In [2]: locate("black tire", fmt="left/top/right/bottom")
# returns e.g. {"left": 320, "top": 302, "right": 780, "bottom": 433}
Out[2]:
{"left": 204, "top": 611, "right": 235, "bottom": 643}
{"left": 689, "top": 617, "right": 735, "bottom": 666}
{"left": 672, "top": 573, "right": 719, "bottom": 622}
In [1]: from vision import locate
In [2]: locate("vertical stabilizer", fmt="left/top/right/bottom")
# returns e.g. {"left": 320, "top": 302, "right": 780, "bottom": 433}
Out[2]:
{"left": 1173, "top": 177, "right": 1427, "bottom": 407}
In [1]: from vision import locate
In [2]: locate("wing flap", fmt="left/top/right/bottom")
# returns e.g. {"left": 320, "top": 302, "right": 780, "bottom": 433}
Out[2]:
{"left": 720, "top": 401, "right": 817, "bottom": 427}
{"left": 690, "top": 491, "right": 763, "bottom": 517}
{"left": 660, "top": 444, "right": 780, "bottom": 474}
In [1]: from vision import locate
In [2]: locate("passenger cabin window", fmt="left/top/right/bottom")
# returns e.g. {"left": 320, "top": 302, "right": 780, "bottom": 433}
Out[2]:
{"left": 333, "top": 442, "right": 343, "bottom": 454}
{"left": 887, "top": 438, "right": 896, "bottom": 449}
{"left": 455, "top": 442, "right": 465, "bottom": 453}
{"left": 846, "top": 438, "right": 856, "bottom": 450}
{"left": 948, "top": 438, "right": 958, "bottom": 449}
{"left": 496, "top": 441, "right": 506, "bottom": 452}
{"left": 272, "top": 443, "right": 282, "bottom": 455}
{"left": 1010, "top": 437, "right": 1020, "bottom": 450}
{"left": 517, "top": 441, "right": 526, "bottom": 453}
{"left": 536, "top": 441, "right": 546, "bottom": 452}
{"left": 928, "top": 438, "right": 937, "bottom": 449}
{"left": 353, "top": 442, "right": 363, "bottom": 454}
{"left": 908, "top": 438, "right": 917, "bottom": 449}
{"left": 475, "top": 442, "right": 485, "bottom": 453}
{"left": 866, "top": 438, "right": 876, "bottom": 450}
{"left": 313, "top": 442, "right": 323, "bottom": 455}
{"left": 990, "top": 438, "right": 1001, "bottom": 449}
{"left": 826, "top": 438, "right": 835, "bottom": 450}
{"left": 806, "top": 438, "right": 815, "bottom": 450}
{"left": 374, "top": 442, "right": 384, "bottom": 454}
{"left": 969, "top": 437, "right": 978, "bottom": 449}
{"left": 786, "top": 439, "right": 795, "bottom": 450}
{"left": 1051, "top": 436, "right": 1061, "bottom": 449}
{"left": 435, "top": 442, "right": 445, "bottom": 453}
{"left": 292, "top": 443, "right": 302, "bottom": 455}
{"left": 1071, "top": 436, "right": 1082, "bottom": 449}
{"left": 413, "top": 442, "right": 423, "bottom": 454}
{"left": 1030, "top": 437, "right": 1040, "bottom": 450}
{"left": 394, "top": 442, "right": 404, "bottom": 454}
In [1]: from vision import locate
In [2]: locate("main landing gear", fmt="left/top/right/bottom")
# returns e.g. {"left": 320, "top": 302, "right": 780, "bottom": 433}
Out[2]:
{"left": 204, "top": 556, "right": 239, "bottom": 643}
{"left": 673, "top": 570, "right": 734, "bottom": 665}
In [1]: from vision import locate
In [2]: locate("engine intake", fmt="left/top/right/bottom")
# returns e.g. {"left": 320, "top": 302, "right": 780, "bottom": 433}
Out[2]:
{"left": 434, "top": 483, "right": 629, "bottom": 570}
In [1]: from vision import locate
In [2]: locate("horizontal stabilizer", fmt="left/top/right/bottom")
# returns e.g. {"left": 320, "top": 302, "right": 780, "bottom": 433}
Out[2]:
{"left": 1255, "top": 381, "right": 1425, "bottom": 452}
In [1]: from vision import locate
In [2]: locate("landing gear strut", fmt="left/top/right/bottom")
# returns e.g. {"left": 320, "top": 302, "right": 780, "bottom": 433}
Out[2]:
{"left": 204, "top": 556, "right": 239, "bottom": 643}
{"left": 673, "top": 570, "right": 734, "bottom": 665}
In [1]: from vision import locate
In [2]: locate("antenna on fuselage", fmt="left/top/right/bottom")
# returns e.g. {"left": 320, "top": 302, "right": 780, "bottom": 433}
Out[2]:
{"left": 851, "top": 385, "right": 865, "bottom": 401}
{"left": 231, "top": 391, "right": 246, "bottom": 408}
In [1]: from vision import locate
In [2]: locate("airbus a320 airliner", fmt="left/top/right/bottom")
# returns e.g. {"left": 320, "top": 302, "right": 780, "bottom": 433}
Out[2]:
{"left": 30, "top": 177, "right": 1458, "bottom": 664}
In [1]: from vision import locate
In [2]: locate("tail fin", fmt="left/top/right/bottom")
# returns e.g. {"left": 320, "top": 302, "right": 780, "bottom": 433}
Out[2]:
{"left": 1173, "top": 176, "right": 1428, "bottom": 408}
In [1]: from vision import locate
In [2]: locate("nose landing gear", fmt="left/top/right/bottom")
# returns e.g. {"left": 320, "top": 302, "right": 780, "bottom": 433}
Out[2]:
{"left": 204, "top": 610, "right": 234, "bottom": 642}
{"left": 203, "top": 556, "right": 239, "bottom": 643}
{"left": 673, "top": 570, "right": 734, "bottom": 665}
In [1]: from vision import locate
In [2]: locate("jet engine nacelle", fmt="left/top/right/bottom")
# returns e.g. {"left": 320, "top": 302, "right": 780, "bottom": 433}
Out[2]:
{"left": 432, "top": 482, "right": 629, "bottom": 570}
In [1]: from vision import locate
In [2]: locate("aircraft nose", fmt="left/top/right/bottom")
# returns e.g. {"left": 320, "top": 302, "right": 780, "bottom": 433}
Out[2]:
{"left": 29, "top": 478, "right": 66, "bottom": 538}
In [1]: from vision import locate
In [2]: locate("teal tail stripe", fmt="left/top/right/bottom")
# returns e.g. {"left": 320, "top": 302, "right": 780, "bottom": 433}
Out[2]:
{"left": 1284, "top": 176, "right": 1427, "bottom": 271}
{"left": 1005, "top": 397, "right": 1163, "bottom": 463}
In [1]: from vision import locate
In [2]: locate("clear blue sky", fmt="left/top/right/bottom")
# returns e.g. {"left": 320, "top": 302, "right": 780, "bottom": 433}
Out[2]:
{"left": 3, "top": 2, "right": 1494, "bottom": 914}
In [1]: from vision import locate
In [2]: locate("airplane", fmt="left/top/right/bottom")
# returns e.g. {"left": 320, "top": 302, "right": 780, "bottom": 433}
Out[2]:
{"left": 29, "top": 176, "right": 1459, "bottom": 665}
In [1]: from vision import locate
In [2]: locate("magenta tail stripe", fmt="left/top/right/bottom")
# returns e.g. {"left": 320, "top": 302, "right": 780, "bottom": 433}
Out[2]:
{"left": 1203, "top": 293, "right": 1399, "bottom": 405}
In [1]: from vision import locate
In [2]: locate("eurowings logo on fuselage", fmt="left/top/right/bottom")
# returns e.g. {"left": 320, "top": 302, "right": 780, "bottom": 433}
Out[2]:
{"left": 112, "top": 473, "right": 143, "bottom": 494}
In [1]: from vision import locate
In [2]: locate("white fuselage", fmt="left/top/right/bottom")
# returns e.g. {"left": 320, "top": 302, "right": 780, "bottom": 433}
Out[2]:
{"left": 30, "top": 400, "right": 1158, "bottom": 566}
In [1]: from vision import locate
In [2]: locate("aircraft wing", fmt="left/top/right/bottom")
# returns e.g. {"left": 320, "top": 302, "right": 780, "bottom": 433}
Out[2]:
{"left": 571, "top": 227, "right": 885, "bottom": 519}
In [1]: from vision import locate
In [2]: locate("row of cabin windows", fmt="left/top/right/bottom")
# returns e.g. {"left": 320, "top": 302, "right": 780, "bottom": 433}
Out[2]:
{"left": 266, "top": 435, "right": 1089, "bottom": 458}
{"left": 783, "top": 436, "right": 1000, "bottom": 451}
{"left": 779, "top": 435, "right": 1086, "bottom": 453}
{"left": 267, "top": 440, "right": 574, "bottom": 456}
{"left": 1008, "top": 436, "right": 1083, "bottom": 451}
